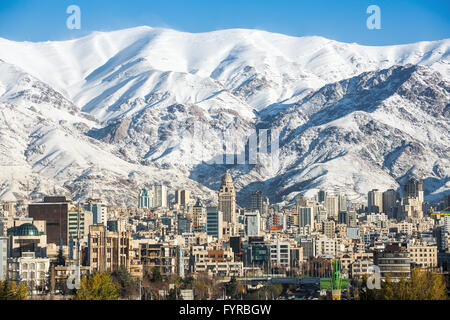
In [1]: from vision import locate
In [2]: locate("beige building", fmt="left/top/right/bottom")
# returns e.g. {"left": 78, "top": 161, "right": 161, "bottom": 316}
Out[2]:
{"left": 139, "top": 242, "right": 181, "bottom": 277}
{"left": 350, "top": 259, "right": 373, "bottom": 278}
{"left": 323, "top": 220, "right": 336, "bottom": 239}
{"left": 193, "top": 245, "right": 242, "bottom": 277}
{"left": 407, "top": 241, "right": 438, "bottom": 270}
{"left": 88, "top": 224, "right": 131, "bottom": 273}
{"left": 324, "top": 196, "right": 339, "bottom": 220}
{"left": 315, "top": 236, "right": 336, "bottom": 257}
{"left": 218, "top": 171, "right": 237, "bottom": 228}
{"left": 175, "top": 189, "right": 191, "bottom": 208}
{"left": 368, "top": 189, "right": 383, "bottom": 213}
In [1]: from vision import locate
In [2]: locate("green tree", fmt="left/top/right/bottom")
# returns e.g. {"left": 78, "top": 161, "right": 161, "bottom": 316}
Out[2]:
{"left": 56, "top": 248, "right": 66, "bottom": 266}
{"left": 167, "top": 287, "right": 182, "bottom": 300}
{"left": 150, "top": 267, "right": 163, "bottom": 283}
{"left": 73, "top": 272, "right": 120, "bottom": 300}
{"left": 112, "top": 265, "right": 139, "bottom": 299}
{"left": 0, "top": 281, "right": 29, "bottom": 300}
{"left": 361, "top": 267, "right": 448, "bottom": 300}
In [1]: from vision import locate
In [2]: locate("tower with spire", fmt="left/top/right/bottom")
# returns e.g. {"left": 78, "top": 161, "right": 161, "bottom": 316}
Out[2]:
{"left": 218, "top": 170, "right": 236, "bottom": 228}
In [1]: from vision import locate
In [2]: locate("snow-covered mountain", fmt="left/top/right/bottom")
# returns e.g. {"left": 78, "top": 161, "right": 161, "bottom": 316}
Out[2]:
{"left": 0, "top": 26, "right": 448, "bottom": 206}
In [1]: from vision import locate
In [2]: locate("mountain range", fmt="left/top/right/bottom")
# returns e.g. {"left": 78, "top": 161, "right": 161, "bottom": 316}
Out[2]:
{"left": 0, "top": 26, "right": 448, "bottom": 207}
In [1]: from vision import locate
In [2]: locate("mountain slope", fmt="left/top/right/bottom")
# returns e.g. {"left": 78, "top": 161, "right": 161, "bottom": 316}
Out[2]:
{"left": 0, "top": 27, "right": 449, "bottom": 206}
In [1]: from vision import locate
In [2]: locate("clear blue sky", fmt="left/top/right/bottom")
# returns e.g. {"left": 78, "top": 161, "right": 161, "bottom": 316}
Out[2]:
{"left": 0, "top": 0, "right": 448, "bottom": 45}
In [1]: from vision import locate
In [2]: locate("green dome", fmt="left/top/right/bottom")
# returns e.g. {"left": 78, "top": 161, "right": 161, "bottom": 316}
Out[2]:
{"left": 16, "top": 223, "right": 39, "bottom": 236}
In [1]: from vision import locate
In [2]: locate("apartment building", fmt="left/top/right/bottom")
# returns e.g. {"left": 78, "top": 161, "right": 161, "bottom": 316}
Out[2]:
{"left": 88, "top": 224, "right": 131, "bottom": 273}
{"left": 407, "top": 241, "right": 438, "bottom": 270}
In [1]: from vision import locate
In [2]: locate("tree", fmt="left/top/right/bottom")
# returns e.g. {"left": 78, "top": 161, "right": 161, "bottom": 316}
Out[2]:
{"left": 148, "top": 267, "right": 163, "bottom": 283}
{"left": 112, "top": 265, "right": 139, "bottom": 299}
{"left": 223, "top": 276, "right": 244, "bottom": 299}
{"left": 167, "top": 287, "right": 182, "bottom": 300}
{"left": 56, "top": 248, "right": 66, "bottom": 267}
{"left": 0, "top": 281, "right": 29, "bottom": 300}
{"left": 73, "top": 272, "right": 120, "bottom": 300}
{"left": 360, "top": 267, "right": 447, "bottom": 300}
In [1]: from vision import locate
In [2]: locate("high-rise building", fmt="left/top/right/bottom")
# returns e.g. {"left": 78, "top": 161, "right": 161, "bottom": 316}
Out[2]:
{"left": 338, "top": 194, "right": 347, "bottom": 212}
{"left": 28, "top": 196, "right": 69, "bottom": 246}
{"left": 192, "top": 199, "right": 206, "bottom": 233}
{"left": 84, "top": 199, "right": 106, "bottom": 226}
{"left": 152, "top": 184, "right": 168, "bottom": 208}
{"left": 317, "top": 190, "right": 327, "bottom": 203}
{"left": 218, "top": 171, "right": 236, "bottom": 225}
{"left": 177, "top": 214, "right": 192, "bottom": 235}
{"left": 246, "top": 237, "right": 268, "bottom": 266}
{"left": 382, "top": 189, "right": 398, "bottom": 217}
{"left": 403, "top": 178, "right": 424, "bottom": 202}
{"left": 0, "top": 218, "right": 7, "bottom": 236}
{"left": 244, "top": 211, "right": 260, "bottom": 238}
{"left": 68, "top": 206, "right": 93, "bottom": 240}
{"left": 296, "top": 195, "right": 308, "bottom": 207}
{"left": 348, "top": 209, "right": 357, "bottom": 226}
{"left": 206, "top": 207, "right": 223, "bottom": 240}
{"left": 368, "top": 189, "right": 383, "bottom": 213}
{"left": 298, "top": 207, "right": 315, "bottom": 228}
{"left": 338, "top": 211, "right": 349, "bottom": 225}
{"left": 325, "top": 196, "right": 339, "bottom": 220}
{"left": 251, "top": 190, "right": 265, "bottom": 215}
{"left": 175, "top": 190, "right": 191, "bottom": 208}
{"left": 138, "top": 188, "right": 153, "bottom": 209}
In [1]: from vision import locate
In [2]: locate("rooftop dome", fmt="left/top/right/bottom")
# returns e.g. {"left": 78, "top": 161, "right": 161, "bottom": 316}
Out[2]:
{"left": 14, "top": 223, "right": 39, "bottom": 236}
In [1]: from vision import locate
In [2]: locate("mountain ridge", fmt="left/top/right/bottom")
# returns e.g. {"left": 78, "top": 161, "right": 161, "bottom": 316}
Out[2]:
{"left": 0, "top": 27, "right": 448, "bottom": 206}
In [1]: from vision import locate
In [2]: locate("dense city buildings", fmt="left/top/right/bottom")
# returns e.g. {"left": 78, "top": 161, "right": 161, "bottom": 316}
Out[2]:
{"left": 0, "top": 172, "right": 448, "bottom": 300}
{"left": 175, "top": 189, "right": 191, "bottom": 208}
{"left": 368, "top": 189, "right": 383, "bottom": 214}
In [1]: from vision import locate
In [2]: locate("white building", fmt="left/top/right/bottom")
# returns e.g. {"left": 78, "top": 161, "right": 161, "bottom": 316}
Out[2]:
{"left": 0, "top": 237, "right": 7, "bottom": 281}
{"left": 244, "top": 211, "right": 260, "bottom": 238}
{"left": 8, "top": 252, "right": 50, "bottom": 293}
{"left": 269, "top": 240, "right": 290, "bottom": 270}
{"left": 315, "top": 236, "right": 336, "bottom": 258}
{"left": 325, "top": 196, "right": 339, "bottom": 220}
{"left": 152, "top": 184, "right": 168, "bottom": 208}
{"left": 367, "top": 213, "right": 388, "bottom": 225}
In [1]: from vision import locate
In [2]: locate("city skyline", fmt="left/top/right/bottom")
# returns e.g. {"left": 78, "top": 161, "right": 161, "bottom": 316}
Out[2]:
{"left": 0, "top": 0, "right": 449, "bottom": 306}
